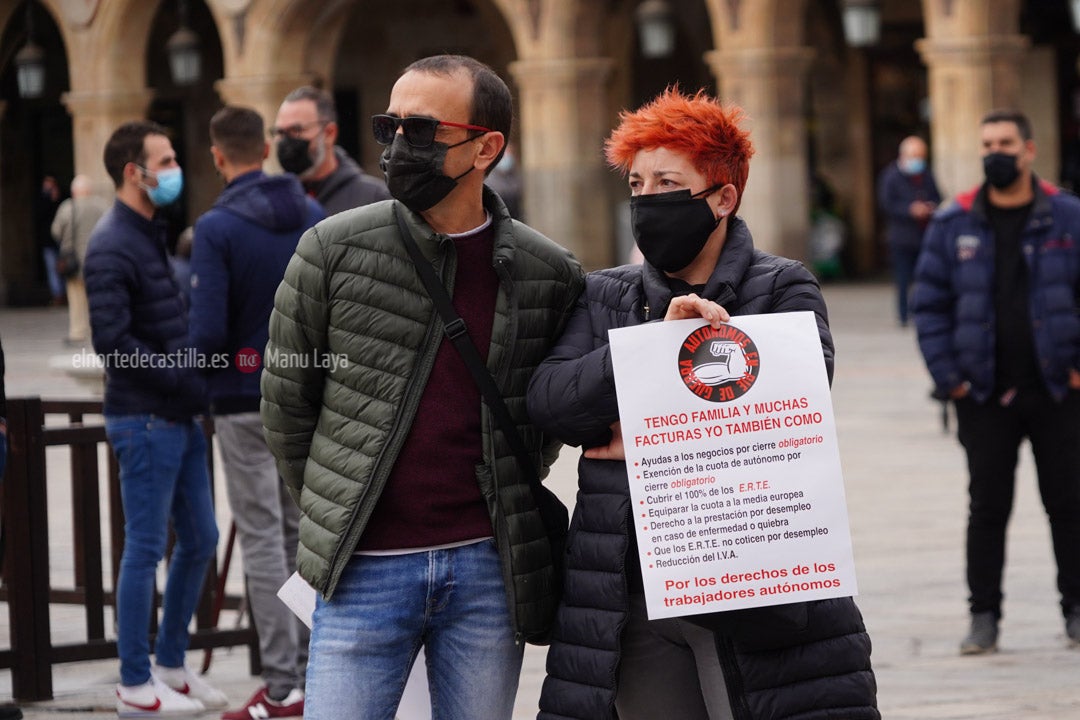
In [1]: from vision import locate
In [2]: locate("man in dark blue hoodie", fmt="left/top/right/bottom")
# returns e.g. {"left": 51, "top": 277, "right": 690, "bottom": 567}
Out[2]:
{"left": 189, "top": 106, "right": 324, "bottom": 720}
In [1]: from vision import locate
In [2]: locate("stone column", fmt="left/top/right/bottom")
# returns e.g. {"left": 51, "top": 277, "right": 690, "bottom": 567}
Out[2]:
{"left": 214, "top": 75, "right": 314, "bottom": 136}
{"left": 0, "top": 100, "right": 7, "bottom": 303}
{"left": 846, "top": 50, "right": 876, "bottom": 276}
{"left": 706, "top": 46, "right": 815, "bottom": 263}
{"left": 60, "top": 89, "right": 155, "bottom": 195}
{"left": 509, "top": 58, "right": 614, "bottom": 270}
{"left": 916, "top": 34, "right": 1029, "bottom": 197}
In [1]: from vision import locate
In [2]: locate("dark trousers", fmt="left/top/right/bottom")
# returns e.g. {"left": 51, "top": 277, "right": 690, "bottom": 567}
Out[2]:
{"left": 889, "top": 244, "right": 919, "bottom": 324}
{"left": 955, "top": 390, "right": 1080, "bottom": 618}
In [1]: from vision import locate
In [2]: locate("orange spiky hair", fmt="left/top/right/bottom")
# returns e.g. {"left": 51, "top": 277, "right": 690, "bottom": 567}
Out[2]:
{"left": 604, "top": 87, "right": 754, "bottom": 213}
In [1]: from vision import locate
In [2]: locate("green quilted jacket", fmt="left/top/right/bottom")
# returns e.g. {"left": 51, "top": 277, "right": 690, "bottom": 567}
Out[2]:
{"left": 260, "top": 190, "right": 583, "bottom": 642}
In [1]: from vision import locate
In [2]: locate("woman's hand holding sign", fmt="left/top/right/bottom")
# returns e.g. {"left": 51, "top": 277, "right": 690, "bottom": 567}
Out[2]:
{"left": 665, "top": 293, "right": 729, "bottom": 328}
{"left": 584, "top": 421, "right": 625, "bottom": 461}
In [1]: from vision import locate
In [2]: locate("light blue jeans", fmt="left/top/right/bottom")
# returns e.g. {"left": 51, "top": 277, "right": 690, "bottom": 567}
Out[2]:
{"left": 304, "top": 539, "right": 524, "bottom": 719}
{"left": 106, "top": 415, "right": 219, "bottom": 687}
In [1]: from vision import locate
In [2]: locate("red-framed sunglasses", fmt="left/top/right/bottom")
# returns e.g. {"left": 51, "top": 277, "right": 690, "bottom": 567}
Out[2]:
{"left": 372, "top": 114, "right": 491, "bottom": 148}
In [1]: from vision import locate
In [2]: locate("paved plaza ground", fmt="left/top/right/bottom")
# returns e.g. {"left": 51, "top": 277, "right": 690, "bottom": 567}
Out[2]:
{"left": 1, "top": 281, "right": 1077, "bottom": 718}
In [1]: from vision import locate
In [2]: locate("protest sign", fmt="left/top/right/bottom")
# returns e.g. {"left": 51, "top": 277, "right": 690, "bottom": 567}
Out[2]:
{"left": 608, "top": 311, "right": 857, "bottom": 619}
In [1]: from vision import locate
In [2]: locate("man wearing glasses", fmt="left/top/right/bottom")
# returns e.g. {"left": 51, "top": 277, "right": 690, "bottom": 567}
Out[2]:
{"left": 261, "top": 55, "right": 583, "bottom": 719}
{"left": 272, "top": 86, "right": 389, "bottom": 216}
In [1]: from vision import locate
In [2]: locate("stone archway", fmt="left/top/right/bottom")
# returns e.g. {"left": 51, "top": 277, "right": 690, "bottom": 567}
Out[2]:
{"left": 335, "top": 0, "right": 519, "bottom": 178}
{"left": 212, "top": 0, "right": 352, "bottom": 129}
{"left": 0, "top": 0, "right": 73, "bottom": 304}
{"left": 220, "top": 0, "right": 622, "bottom": 269}
{"left": 144, "top": 0, "right": 226, "bottom": 227}
{"left": 55, "top": 0, "right": 159, "bottom": 190}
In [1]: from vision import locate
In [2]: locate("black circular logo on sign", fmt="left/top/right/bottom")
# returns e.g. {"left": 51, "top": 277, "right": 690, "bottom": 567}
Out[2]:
{"left": 677, "top": 324, "right": 760, "bottom": 402}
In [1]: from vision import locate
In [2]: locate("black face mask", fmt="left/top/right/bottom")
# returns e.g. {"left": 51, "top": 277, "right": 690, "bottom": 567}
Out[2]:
{"left": 277, "top": 136, "right": 315, "bottom": 176}
{"left": 380, "top": 134, "right": 475, "bottom": 212}
{"left": 983, "top": 152, "right": 1021, "bottom": 190}
{"left": 631, "top": 186, "right": 722, "bottom": 273}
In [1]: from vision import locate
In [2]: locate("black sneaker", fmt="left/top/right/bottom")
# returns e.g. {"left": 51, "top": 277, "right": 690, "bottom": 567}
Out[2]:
{"left": 1067, "top": 610, "right": 1080, "bottom": 648}
{"left": 960, "top": 611, "right": 998, "bottom": 655}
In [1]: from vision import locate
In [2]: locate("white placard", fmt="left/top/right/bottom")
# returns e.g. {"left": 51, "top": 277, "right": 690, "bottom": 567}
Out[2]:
{"left": 277, "top": 571, "right": 318, "bottom": 629}
{"left": 608, "top": 311, "right": 857, "bottom": 620}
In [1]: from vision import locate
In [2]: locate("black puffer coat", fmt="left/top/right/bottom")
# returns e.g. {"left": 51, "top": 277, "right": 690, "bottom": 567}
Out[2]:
{"left": 84, "top": 200, "right": 206, "bottom": 419}
{"left": 527, "top": 218, "right": 879, "bottom": 719}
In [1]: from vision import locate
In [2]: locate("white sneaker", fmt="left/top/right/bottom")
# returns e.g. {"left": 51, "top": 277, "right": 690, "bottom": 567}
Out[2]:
{"left": 116, "top": 677, "right": 205, "bottom": 717}
{"left": 152, "top": 663, "right": 229, "bottom": 710}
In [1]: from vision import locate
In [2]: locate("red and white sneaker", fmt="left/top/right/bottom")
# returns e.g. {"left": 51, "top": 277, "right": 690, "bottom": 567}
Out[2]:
{"left": 221, "top": 687, "right": 304, "bottom": 719}
{"left": 116, "top": 677, "right": 204, "bottom": 717}
{"left": 151, "top": 663, "right": 229, "bottom": 710}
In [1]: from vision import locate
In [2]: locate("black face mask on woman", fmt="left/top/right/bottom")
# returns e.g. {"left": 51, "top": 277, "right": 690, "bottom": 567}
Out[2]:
{"left": 380, "top": 134, "right": 475, "bottom": 212}
{"left": 630, "top": 186, "right": 722, "bottom": 273}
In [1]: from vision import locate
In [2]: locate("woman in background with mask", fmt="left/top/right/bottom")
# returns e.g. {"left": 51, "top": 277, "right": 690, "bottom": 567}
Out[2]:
{"left": 527, "top": 88, "right": 879, "bottom": 720}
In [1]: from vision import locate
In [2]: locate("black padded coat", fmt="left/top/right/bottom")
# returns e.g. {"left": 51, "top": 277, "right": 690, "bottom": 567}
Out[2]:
{"left": 527, "top": 217, "right": 879, "bottom": 719}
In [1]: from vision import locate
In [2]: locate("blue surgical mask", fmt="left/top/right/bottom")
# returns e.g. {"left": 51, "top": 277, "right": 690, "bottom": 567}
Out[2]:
{"left": 139, "top": 166, "right": 184, "bottom": 207}
{"left": 900, "top": 157, "right": 926, "bottom": 175}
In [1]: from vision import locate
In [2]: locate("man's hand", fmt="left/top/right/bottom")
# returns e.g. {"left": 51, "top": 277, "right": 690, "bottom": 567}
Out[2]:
{"left": 1069, "top": 368, "right": 1080, "bottom": 390}
{"left": 664, "top": 294, "right": 729, "bottom": 328}
{"left": 949, "top": 381, "right": 971, "bottom": 400}
{"left": 584, "top": 422, "right": 625, "bottom": 461}
{"left": 909, "top": 201, "right": 935, "bottom": 221}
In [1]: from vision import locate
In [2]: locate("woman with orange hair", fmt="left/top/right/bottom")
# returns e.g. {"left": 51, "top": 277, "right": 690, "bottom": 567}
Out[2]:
{"left": 527, "top": 89, "right": 879, "bottom": 719}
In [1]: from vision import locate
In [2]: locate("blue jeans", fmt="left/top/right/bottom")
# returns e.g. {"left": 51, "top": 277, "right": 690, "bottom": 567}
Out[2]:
{"left": 42, "top": 246, "right": 64, "bottom": 300}
{"left": 106, "top": 415, "right": 219, "bottom": 687}
{"left": 305, "top": 540, "right": 524, "bottom": 719}
{"left": 889, "top": 244, "right": 920, "bottom": 324}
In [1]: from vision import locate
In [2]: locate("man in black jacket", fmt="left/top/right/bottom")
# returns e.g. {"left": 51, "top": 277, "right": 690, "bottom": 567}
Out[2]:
{"left": 272, "top": 86, "right": 390, "bottom": 216}
{"left": 85, "top": 121, "right": 226, "bottom": 717}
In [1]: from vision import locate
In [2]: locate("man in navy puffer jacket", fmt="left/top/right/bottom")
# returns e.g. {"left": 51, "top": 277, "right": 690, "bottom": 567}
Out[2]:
{"left": 86, "top": 120, "right": 226, "bottom": 715}
{"left": 912, "top": 108, "right": 1080, "bottom": 655}
{"left": 189, "top": 106, "right": 324, "bottom": 720}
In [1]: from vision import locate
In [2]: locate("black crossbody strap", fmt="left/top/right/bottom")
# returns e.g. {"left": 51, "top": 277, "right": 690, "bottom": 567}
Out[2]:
{"left": 394, "top": 207, "right": 540, "bottom": 486}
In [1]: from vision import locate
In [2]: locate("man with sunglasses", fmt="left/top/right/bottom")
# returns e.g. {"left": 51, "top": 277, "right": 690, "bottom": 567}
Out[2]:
{"left": 272, "top": 86, "right": 389, "bottom": 217}
{"left": 262, "top": 54, "right": 583, "bottom": 719}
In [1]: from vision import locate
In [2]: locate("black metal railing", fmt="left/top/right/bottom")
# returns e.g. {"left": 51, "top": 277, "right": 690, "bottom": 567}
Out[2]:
{"left": 0, "top": 397, "right": 259, "bottom": 701}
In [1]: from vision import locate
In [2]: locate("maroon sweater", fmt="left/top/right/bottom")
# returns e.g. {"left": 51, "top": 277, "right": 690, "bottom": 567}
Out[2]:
{"left": 356, "top": 221, "right": 499, "bottom": 550}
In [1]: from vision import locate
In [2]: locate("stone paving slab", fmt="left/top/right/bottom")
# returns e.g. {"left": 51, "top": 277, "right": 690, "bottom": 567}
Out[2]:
{"left": 1, "top": 282, "right": 1078, "bottom": 719}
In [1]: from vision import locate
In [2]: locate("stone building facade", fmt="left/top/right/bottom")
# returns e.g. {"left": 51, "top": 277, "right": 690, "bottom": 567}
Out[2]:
{"left": 0, "top": 0, "right": 1075, "bottom": 303}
